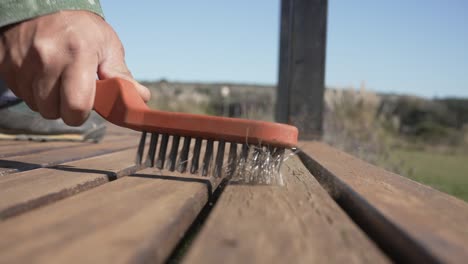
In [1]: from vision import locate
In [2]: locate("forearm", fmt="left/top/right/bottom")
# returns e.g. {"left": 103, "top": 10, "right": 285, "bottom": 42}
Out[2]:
{"left": 0, "top": 0, "right": 104, "bottom": 28}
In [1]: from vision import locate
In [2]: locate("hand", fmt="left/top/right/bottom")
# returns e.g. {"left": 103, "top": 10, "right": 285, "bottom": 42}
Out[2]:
{"left": 0, "top": 10, "right": 150, "bottom": 125}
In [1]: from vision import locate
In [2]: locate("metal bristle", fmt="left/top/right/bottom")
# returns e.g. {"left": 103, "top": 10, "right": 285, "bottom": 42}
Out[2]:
{"left": 249, "top": 147, "right": 262, "bottom": 182}
{"left": 231, "top": 143, "right": 249, "bottom": 181}
{"left": 135, "top": 131, "right": 147, "bottom": 165}
{"left": 190, "top": 138, "right": 202, "bottom": 174}
{"left": 213, "top": 140, "right": 225, "bottom": 178}
{"left": 202, "top": 139, "right": 214, "bottom": 176}
{"left": 240, "top": 144, "right": 249, "bottom": 162}
{"left": 267, "top": 146, "right": 276, "bottom": 158}
{"left": 135, "top": 131, "right": 286, "bottom": 184}
{"left": 227, "top": 144, "right": 286, "bottom": 185}
{"left": 177, "top": 137, "right": 191, "bottom": 173}
{"left": 167, "top": 135, "right": 180, "bottom": 171}
{"left": 273, "top": 147, "right": 285, "bottom": 170}
{"left": 226, "top": 143, "right": 237, "bottom": 177}
{"left": 145, "top": 133, "right": 159, "bottom": 167}
{"left": 156, "top": 134, "right": 169, "bottom": 169}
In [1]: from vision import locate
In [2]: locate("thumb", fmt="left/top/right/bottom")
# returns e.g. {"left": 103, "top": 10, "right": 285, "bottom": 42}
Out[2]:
{"left": 98, "top": 48, "right": 151, "bottom": 102}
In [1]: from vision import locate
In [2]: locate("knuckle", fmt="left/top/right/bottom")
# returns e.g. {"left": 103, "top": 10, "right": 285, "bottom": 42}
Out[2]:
{"left": 32, "top": 39, "right": 56, "bottom": 66}
{"left": 34, "top": 85, "right": 50, "bottom": 101}
{"left": 66, "top": 36, "right": 88, "bottom": 55}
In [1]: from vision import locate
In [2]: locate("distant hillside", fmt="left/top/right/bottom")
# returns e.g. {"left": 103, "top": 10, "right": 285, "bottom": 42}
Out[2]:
{"left": 140, "top": 80, "right": 276, "bottom": 121}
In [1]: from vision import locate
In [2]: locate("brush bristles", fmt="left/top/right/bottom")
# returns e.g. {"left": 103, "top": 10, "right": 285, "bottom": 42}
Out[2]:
{"left": 136, "top": 132, "right": 286, "bottom": 185}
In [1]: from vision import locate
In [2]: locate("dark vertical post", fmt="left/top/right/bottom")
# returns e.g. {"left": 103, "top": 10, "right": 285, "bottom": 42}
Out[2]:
{"left": 275, "top": 0, "right": 328, "bottom": 140}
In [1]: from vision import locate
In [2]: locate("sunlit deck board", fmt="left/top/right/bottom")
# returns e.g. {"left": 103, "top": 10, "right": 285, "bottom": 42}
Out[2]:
{"left": 0, "top": 140, "right": 90, "bottom": 158}
{"left": 0, "top": 167, "right": 217, "bottom": 264}
{"left": 182, "top": 155, "right": 389, "bottom": 263}
{"left": 0, "top": 134, "right": 139, "bottom": 176}
{"left": 299, "top": 141, "right": 468, "bottom": 263}
{"left": 0, "top": 148, "right": 140, "bottom": 220}
{"left": 0, "top": 133, "right": 135, "bottom": 159}
{"left": 2, "top": 121, "right": 467, "bottom": 263}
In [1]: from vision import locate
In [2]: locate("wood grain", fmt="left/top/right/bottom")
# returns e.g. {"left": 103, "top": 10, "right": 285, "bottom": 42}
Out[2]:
{"left": 0, "top": 148, "right": 140, "bottom": 220}
{"left": 0, "top": 141, "right": 84, "bottom": 158}
{"left": 183, "top": 155, "right": 389, "bottom": 263}
{"left": 0, "top": 133, "right": 137, "bottom": 159}
{"left": 299, "top": 141, "right": 468, "bottom": 263}
{"left": 0, "top": 140, "right": 30, "bottom": 146}
{"left": 0, "top": 135, "right": 138, "bottom": 176}
{"left": 0, "top": 168, "right": 214, "bottom": 264}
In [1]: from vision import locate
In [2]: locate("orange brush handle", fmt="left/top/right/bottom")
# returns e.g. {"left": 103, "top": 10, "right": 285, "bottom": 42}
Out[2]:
{"left": 94, "top": 78, "right": 298, "bottom": 148}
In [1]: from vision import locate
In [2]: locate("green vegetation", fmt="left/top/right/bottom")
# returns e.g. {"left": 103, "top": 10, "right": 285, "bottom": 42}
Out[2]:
{"left": 391, "top": 148, "right": 468, "bottom": 201}
{"left": 325, "top": 89, "right": 468, "bottom": 202}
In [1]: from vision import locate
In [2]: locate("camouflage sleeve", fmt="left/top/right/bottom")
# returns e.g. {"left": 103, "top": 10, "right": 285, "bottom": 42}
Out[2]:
{"left": 0, "top": 0, "right": 104, "bottom": 28}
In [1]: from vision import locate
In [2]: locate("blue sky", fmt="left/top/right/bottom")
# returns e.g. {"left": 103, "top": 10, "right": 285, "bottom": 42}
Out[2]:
{"left": 100, "top": 1, "right": 468, "bottom": 98}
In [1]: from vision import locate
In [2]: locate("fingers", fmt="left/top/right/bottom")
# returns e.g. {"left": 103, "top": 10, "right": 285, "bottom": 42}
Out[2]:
{"left": 15, "top": 40, "right": 62, "bottom": 118}
{"left": 59, "top": 57, "right": 97, "bottom": 126}
{"left": 32, "top": 66, "right": 62, "bottom": 119}
{"left": 16, "top": 73, "right": 38, "bottom": 112}
{"left": 13, "top": 82, "right": 37, "bottom": 111}
{"left": 15, "top": 55, "right": 95, "bottom": 125}
{"left": 97, "top": 42, "right": 151, "bottom": 102}
{"left": 0, "top": 10, "right": 147, "bottom": 127}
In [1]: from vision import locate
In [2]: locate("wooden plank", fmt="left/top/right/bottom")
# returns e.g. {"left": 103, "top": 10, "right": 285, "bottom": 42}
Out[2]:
{"left": 0, "top": 140, "right": 30, "bottom": 146}
{"left": 183, "top": 155, "right": 389, "bottom": 263}
{"left": 0, "top": 141, "right": 85, "bottom": 158}
{"left": 299, "top": 141, "right": 468, "bottom": 263}
{"left": 275, "top": 0, "right": 327, "bottom": 139}
{"left": 0, "top": 133, "right": 134, "bottom": 158}
{"left": 0, "top": 135, "right": 139, "bottom": 176}
{"left": 0, "top": 148, "right": 141, "bottom": 220}
{"left": 0, "top": 168, "right": 215, "bottom": 264}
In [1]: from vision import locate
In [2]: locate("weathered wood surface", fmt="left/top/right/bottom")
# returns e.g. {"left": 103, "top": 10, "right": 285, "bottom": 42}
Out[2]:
{"left": 0, "top": 148, "right": 140, "bottom": 220}
{"left": 183, "top": 155, "right": 389, "bottom": 263}
{"left": 0, "top": 134, "right": 129, "bottom": 158}
{"left": 0, "top": 167, "right": 216, "bottom": 264}
{"left": 299, "top": 141, "right": 468, "bottom": 263}
{"left": 0, "top": 135, "right": 138, "bottom": 176}
{"left": 3, "top": 121, "right": 466, "bottom": 263}
{"left": 0, "top": 141, "right": 85, "bottom": 158}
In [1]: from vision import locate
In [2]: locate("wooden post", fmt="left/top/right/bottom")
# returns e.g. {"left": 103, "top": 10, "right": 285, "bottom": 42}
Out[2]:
{"left": 275, "top": 0, "right": 328, "bottom": 140}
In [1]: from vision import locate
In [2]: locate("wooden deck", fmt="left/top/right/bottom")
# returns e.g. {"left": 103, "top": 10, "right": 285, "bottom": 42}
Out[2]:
{"left": 1, "top": 123, "right": 467, "bottom": 263}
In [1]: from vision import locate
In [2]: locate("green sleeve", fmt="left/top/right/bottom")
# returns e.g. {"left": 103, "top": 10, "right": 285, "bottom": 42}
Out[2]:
{"left": 0, "top": 0, "right": 104, "bottom": 28}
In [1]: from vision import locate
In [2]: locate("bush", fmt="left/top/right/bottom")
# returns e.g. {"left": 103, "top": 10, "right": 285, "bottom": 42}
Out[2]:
{"left": 412, "top": 121, "right": 463, "bottom": 146}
